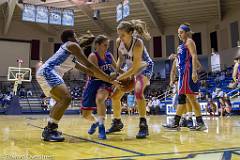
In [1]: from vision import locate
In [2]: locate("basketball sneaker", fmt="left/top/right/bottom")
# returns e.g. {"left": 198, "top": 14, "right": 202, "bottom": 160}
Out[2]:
{"left": 42, "top": 122, "right": 64, "bottom": 142}
{"left": 98, "top": 124, "right": 107, "bottom": 140}
{"left": 106, "top": 119, "right": 124, "bottom": 134}
{"left": 136, "top": 118, "right": 149, "bottom": 139}
{"left": 88, "top": 122, "right": 99, "bottom": 135}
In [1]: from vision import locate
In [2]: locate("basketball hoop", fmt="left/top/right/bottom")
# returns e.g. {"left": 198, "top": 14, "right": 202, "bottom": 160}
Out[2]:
{"left": 8, "top": 59, "right": 32, "bottom": 95}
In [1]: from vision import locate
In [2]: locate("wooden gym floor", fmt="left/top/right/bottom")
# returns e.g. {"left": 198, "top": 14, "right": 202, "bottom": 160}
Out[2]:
{"left": 0, "top": 115, "right": 240, "bottom": 160}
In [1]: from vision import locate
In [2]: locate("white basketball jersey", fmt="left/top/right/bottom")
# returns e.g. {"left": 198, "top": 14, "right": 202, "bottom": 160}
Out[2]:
{"left": 38, "top": 42, "right": 76, "bottom": 77}
{"left": 118, "top": 38, "right": 137, "bottom": 71}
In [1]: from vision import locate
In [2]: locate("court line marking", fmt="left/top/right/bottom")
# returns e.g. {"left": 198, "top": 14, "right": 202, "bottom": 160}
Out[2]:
{"left": 28, "top": 123, "right": 145, "bottom": 156}
{"left": 27, "top": 123, "right": 240, "bottom": 160}
{"left": 79, "top": 147, "right": 240, "bottom": 160}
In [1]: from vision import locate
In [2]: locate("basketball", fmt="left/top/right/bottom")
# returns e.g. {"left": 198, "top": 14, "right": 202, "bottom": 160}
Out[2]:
{"left": 119, "top": 78, "right": 135, "bottom": 92}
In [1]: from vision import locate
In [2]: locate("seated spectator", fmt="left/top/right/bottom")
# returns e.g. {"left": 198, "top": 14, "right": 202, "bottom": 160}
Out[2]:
{"left": 127, "top": 92, "right": 136, "bottom": 115}
{"left": 146, "top": 99, "right": 151, "bottom": 116}
{"left": 41, "top": 97, "right": 49, "bottom": 112}
{"left": 1, "top": 94, "right": 12, "bottom": 107}
{"left": 228, "top": 80, "right": 237, "bottom": 89}
{"left": 121, "top": 101, "right": 128, "bottom": 114}
{"left": 156, "top": 72, "right": 161, "bottom": 80}
{"left": 219, "top": 94, "right": 232, "bottom": 117}
{"left": 105, "top": 98, "right": 112, "bottom": 114}
{"left": 206, "top": 98, "right": 217, "bottom": 116}
{"left": 152, "top": 97, "right": 160, "bottom": 115}
{"left": 19, "top": 87, "right": 26, "bottom": 98}
{"left": 27, "top": 89, "right": 33, "bottom": 97}
{"left": 219, "top": 72, "right": 225, "bottom": 81}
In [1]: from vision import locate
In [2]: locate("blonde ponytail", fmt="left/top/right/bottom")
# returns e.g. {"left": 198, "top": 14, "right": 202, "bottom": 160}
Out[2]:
{"left": 117, "top": 19, "right": 151, "bottom": 41}
{"left": 130, "top": 19, "right": 151, "bottom": 40}
{"left": 78, "top": 30, "right": 95, "bottom": 48}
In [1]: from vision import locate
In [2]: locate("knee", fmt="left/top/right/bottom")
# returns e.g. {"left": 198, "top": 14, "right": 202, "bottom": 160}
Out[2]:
{"left": 178, "top": 94, "right": 186, "bottom": 104}
{"left": 135, "top": 87, "right": 144, "bottom": 101}
{"left": 96, "top": 96, "right": 105, "bottom": 104}
{"left": 96, "top": 91, "right": 108, "bottom": 104}
{"left": 63, "top": 94, "right": 72, "bottom": 105}
{"left": 135, "top": 92, "right": 144, "bottom": 101}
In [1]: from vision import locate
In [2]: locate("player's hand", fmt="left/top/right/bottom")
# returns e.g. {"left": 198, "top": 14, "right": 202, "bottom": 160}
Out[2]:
{"left": 233, "top": 77, "right": 237, "bottom": 82}
{"left": 112, "top": 80, "right": 121, "bottom": 88}
{"left": 169, "top": 80, "right": 174, "bottom": 87}
{"left": 192, "top": 72, "right": 198, "bottom": 83}
{"left": 110, "top": 72, "right": 118, "bottom": 81}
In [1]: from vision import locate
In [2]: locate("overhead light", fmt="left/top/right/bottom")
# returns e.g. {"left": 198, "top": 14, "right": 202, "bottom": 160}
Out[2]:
{"left": 18, "top": 0, "right": 23, "bottom": 4}
{"left": 93, "top": 9, "right": 100, "bottom": 20}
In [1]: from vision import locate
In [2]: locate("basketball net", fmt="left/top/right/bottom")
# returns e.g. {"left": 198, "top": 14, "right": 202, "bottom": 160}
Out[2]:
{"left": 13, "top": 59, "right": 23, "bottom": 95}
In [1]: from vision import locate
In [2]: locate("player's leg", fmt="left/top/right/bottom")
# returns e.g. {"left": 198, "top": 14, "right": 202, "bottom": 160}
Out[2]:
{"left": 81, "top": 81, "right": 99, "bottom": 135}
{"left": 163, "top": 94, "right": 187, "bottom": 130}
{"left": 82, "top": 110, "right": 97, "bottom": 122}
{"left": 134, "top": 75, "right": 149, "bottom": 138}
{"left": 187, "top": 94, "right": 207, "bottom": 131}
{"left": 179, "top": 102, "right": 188, "bottom": 127}
{"left": 186, "top": 100, "right": 194, "bottom": 127}
{"left": 180, "top": 99, "right": 193, "bottom": 128}
{"left": 106, "top": 88, "right": 125, "bottom": 134}
{"left": 42, "top": 83, "right": 71, "bottom": 142}
{"left": 95, "top": 88, "right": 109, "bottom": 139}
{"left": 37, "top": 69, "right": 72, "bottom": 142}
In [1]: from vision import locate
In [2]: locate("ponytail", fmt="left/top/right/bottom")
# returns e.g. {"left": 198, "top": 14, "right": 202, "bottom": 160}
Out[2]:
{"left": 78, "top": 30, "right": 95, "bottom": 48}
{"left": 130, "top": 19, "right": 151, "bottom": 40}
{"left": 117, "top": 19, "right": 151, "bottom": 41}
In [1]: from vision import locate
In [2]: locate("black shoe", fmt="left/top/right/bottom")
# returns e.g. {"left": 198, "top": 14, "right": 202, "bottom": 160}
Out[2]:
{"left": 187, "top": 117, "right": 194, "bottom": 128}
{"left": 106, "top": 119, "right": 124, "bottom": 134}
{"left": 136, "top": 118, "right": 149, "bottom": 139}
{"left": 190, "top": 123, "right": 207, "bottom": 131}
{"left": 179, "top": 117, "right": 188, "bottom": 127}
{"left": 162, "top": 123, "right": 180, "bottom": 131}
{"left": 42, "top": 123, "right": 65, "bottom": 142}
{"left": 162, "top": 118, "right": 180, "bottom": 131}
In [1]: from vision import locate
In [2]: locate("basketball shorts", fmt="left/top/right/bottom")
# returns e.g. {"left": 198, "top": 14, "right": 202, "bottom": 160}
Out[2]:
{"left": 36, "top": 67, "right": 64, "bottom": 97}
{"left": 81, "top": 79, "right": 112, "bottom": 110}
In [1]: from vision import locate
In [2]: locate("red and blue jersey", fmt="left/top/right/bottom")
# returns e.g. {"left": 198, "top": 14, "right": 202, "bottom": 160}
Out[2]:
{"left": 81, "top": 51, "right": 114, "bottom": 110}
{"left": 177, "top": 42, "right": 199, "bottom": 95}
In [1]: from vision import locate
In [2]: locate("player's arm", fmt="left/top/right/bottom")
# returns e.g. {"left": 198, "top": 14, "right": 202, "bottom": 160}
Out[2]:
{"left": 196, "top": 59, "right": 202, "bottom": 71}
{"left": 115, "top": 38, "right": 125, "bottom": 74}
{"left": 88, "top": 53, "right": 99, "bottom": 69}
{"left": 117, "top": 39, "right": 145, "bottom": 81}
{"left": 109, "top": 53, "right": 118, "bottom": 71}
{"left": 66, "top": 42, "right": 111, "bottom": 83}
{"left": 74, "top": 61, "right": 94, "bottom": 77}
{"left": 186, "top": 39, "right": 198, "bottom": 82}
{"left": 232, "top": 62, "right": 239, "bottom": 82}
{"left": 170, "top": 59, "right": 177, "bottom": 86}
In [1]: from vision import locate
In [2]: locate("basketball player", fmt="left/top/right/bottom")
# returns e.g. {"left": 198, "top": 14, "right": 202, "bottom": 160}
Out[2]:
{"left": 232, "top": 56, "right": 240, "bottom": 85}
{"left": 169, "top": 46, "right": 202, "bottom": 127}
{"left": 36, "top": 30, "right": 119, "bottom": 142}
{"left": 106, "top": 20, "right": 154, "bottom": 139}
{"left": 163, "top": 23, "right": 207, "bottom": 131}
{"left": 80, "top": 35, "right": 117, "bottom": 140}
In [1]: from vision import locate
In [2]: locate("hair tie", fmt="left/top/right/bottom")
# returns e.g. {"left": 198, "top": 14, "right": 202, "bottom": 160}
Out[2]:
{"left": 179, "top": 25, "right": 190, "bottom": 32}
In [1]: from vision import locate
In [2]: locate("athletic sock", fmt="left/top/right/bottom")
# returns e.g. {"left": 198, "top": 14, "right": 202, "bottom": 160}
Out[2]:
{"left": 98, "top": 116, "right": 105, "bottom": 125}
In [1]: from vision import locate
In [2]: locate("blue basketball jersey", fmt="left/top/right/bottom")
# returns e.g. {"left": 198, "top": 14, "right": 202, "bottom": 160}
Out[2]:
{"left": 93, "top": 51, "right": 114, "bottom": 77}
{"left": 177, "top": 42, "right": 199, "bottom": 95}
{"left": 81, "top": 51, "right": 114, "bottom": 110}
